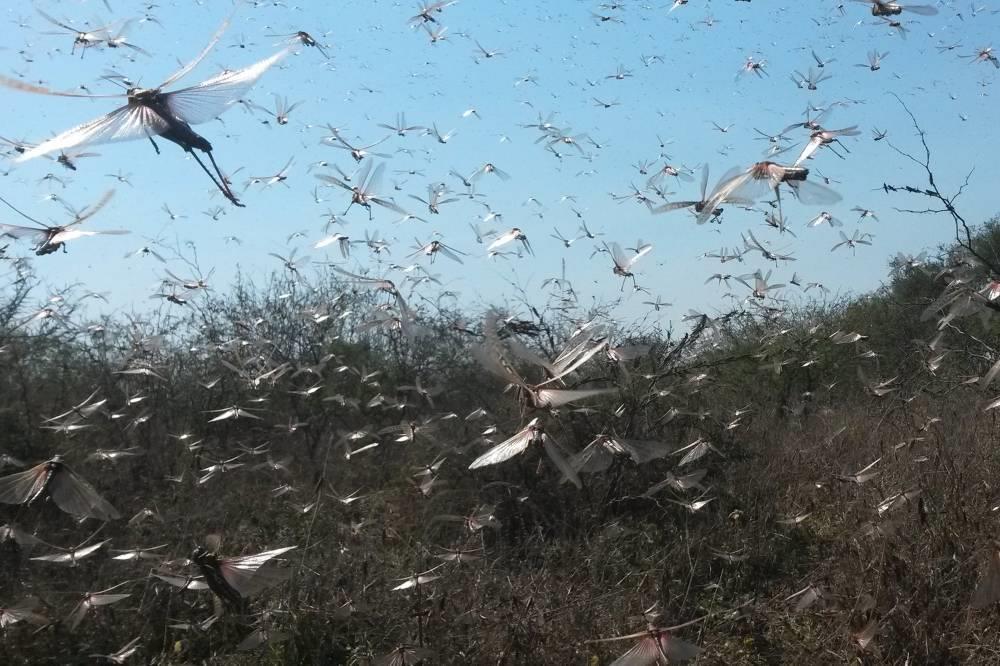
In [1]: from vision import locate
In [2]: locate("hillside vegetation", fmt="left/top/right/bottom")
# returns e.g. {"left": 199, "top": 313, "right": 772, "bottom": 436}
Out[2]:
{"left": 3, "top": 220, "right": 1000, "bottom": 665}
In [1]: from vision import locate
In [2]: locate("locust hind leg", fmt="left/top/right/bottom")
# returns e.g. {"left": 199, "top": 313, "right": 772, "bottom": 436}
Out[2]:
{"left": 187, "top": 149, "right": 244, "bottom": 208}
{"left": 204, "top": 150, "right": 245, "bottom": 208}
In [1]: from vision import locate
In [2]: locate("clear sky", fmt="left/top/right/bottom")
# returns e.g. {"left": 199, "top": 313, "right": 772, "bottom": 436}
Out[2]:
{"left": 1, "top": 0, "right": 998, "bottom": 329}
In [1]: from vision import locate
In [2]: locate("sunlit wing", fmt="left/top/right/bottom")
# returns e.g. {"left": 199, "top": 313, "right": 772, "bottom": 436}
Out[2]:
{"left": 486, "top": 230, "right": 518, "bottom": 253}
{"left": 153, "top": 572, "right": 210, "bottom": 590}
{"left": 610, "top": 632, "right": 700, "bottom": 666}
{"left": 536, "top": 387, "right": 614, "bottom": 408}
{"left": 793, "top": 136, "right": 822, "bottom": 167}
{"left": 32, "top": 539, "right": 109, "bottom": 564}
{"left": 468, "top": 428, "right": 534, "bottom": 469}
{"left": 609, "top": 637, "right": 664, "bottom": 666}
{"left": 158, "top": 13, "right": 234, "bottom": 89}
{"left": 51, "top": 229, "right": 130, "bottom": 243}
{"left": 536, "top": 341, "right": 605, "bottom": 386}
{"left": 552, "top": 328, "right": 602, "bottom": 371}
{"left": 165, "top": 48, "right": 291, "bottom": 125}
{"left": 218, "top": 546, "right": 296, "bottom": 597}
{"left": 16, "top": 106, "right": 170, "bottom": 162}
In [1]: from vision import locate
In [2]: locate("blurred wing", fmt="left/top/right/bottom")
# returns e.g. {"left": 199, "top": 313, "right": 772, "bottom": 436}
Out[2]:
{"left": 16, "top": 106, "right": 169, "bottom": 162}
{"left": 535, "top": 387, "right": 613, "bottom": 408}
{"left": 620, "top": 439, "right": 672, "bottom": 464}
{"left": 52, "top": 229, "right": 130, "bottom": 243}
{"left": 153, "top": 572, "right": 209, "bottom": 590}
{"left": 651, "top": 201, "right": 698, "bottom": 214}
{"left": 88, "top": 593, "right": 130, "bottom": 607}
{"left": 471, "top": 342, "right": 527, "bottom": 388}
{"left": 48, "top": 466, "right": 120, "bottom": 520}
{"left": 539, "top": 340, "right": 606, "bottom": 385}
{"left": 158, "top": 13, "right": 233, "bottom": 89}
{"left": 365, "top": 161, "right": 387, "bottom": 192}
{"left": 0, "top": 464, "right": 47, "bottom": 505}
{"left": 371, "top": 196, "right": 408, "bottom": 214}
{"left": 469, "top": 430, "right": 533, "bottom": 468}
{"left": 542, "top": 437, "right": 581, "bottom": 488}
{"left": 0, "top": 224, "right": 48, "bottom": 243}
{"left": 787, "top": 179, "right": 842, "bottom": 205}
{"left": 0, "top": 523, "right": 48, "bottom": 551}
{"left": 658, "top": 634, "right": 701, "bottom": 662}
{"left": 219, "top": 546, "right": 296, "bottom": 597}
{"left": 486, "top": 230, "right": 516, "bottom": 253}
{"left": 609, "top": 242, "right": 630, "bottom": 268}
{"left": 793, "top": 137, "right": 821, "bottom": 166}
{"left": 609, "top": 637, "right": 661, "bottom": 666}
{"left": 570, "top": 441, "right": 614, "bottom": 474}
{"left": 165, "top": 48, "right": 290, "bottom": 125}
{"left": 972, "top": 551, "right": 1000, "bottom": 609}
{"left": 0, "top": 74, "right": 123, "bottom": 99}
{"left": 503, "top": 336, "right": 557, "bottom": 375}
{"left": 0, "top": 597, "right": 48, "bottom": 628}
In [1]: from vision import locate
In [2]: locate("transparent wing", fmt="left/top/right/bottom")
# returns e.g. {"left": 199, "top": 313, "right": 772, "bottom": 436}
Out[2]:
{"left": 158, "top": 13, "right": 234, "bottom": 89}
{"left": 0, "top": 224, "right": 48, "bottom": 244}
{"left": 972, "top": 550, "right": 1000, "bottom": 609}
{"left": 536, "top": 387, "right": 613, "bottom": 408}
{"left": 471, "top": 342, "right": 528, "bottom": 388}
{"left": 218, "top": 546, "right": 296, "bottom": 597}
{"left": 0, "top": 597, "right": 47, "bottom": 628}
{"left": 352, "top": 159, "right": 375, "bottom": 188}
{"left": 620, "top": 439, "right": 673, "bottom": 464}
{"left": 651, "top": 200, "right": 699, "bottom": 214}
{"left": 542, "top": 437, "right": 581, "bottom": 488}
{"left": 570, "top": 440, "right": 615, "bottom": 474}
{"left": 609, "top": 637, "right": 662, "bottom": 666}
{"left": 787, "top": 179, "right": 842, "bottom": 205}
{"left": 468, "top": 429, "right": 533, "bottom": 469}
{"left": 315, "top": 174, "right": 353, "bottom": 192}
{"left": 0, "top": 74, "right": 123, "bottom": 99}
{"left": 370, "top": 196, "right": 408, "bottom": 215}
{"left": 0, "top": 464, "right": 48, "bottom": 505}
{"left": 16, "top": 106, "right": 170, "bottom": 162}
{"left": 165, "top": 48, "right": 290, "bottom": 125}
{"left": 48, "top": 466, "right": 120, "bottom": 520}
{"left": 608, "top": 242, "right": 630, "bottom": 269}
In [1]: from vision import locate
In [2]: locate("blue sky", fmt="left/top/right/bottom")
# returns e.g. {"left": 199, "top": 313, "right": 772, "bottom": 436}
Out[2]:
{"left": 1, "top": 0, "right": 998, "bottom": 328}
